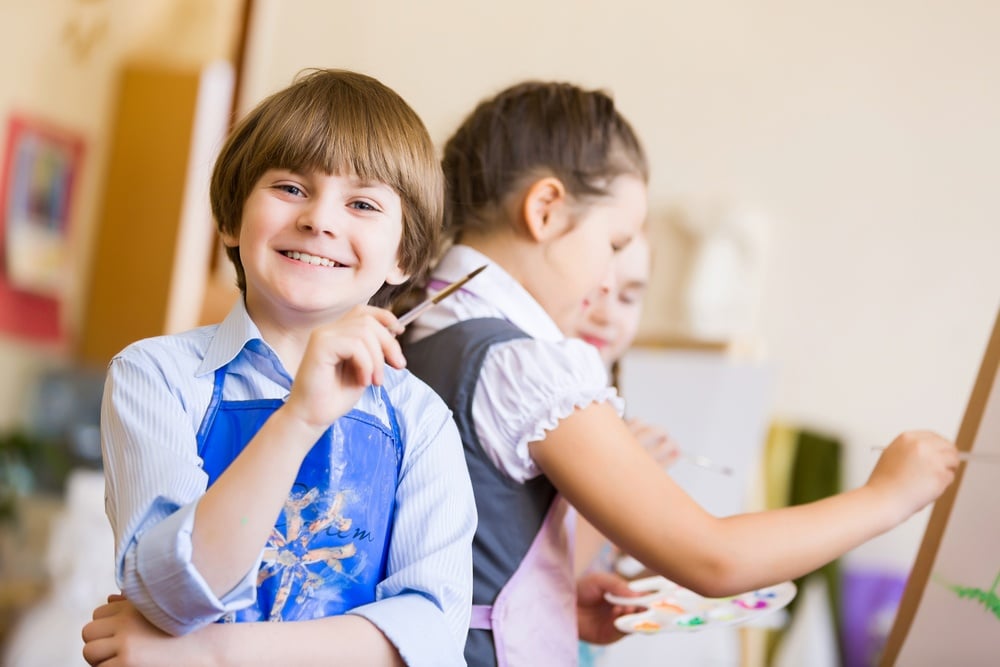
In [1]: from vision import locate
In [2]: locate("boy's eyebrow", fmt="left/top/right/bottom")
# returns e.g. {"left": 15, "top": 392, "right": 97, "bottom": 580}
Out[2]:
{"left": 266, "top": 167, "right": 302, "bottom": 178}
{"left": 267, "top": 169, "right": 391, "bottom": 191}
{"left": 348, "top": 176, "right": 392, "bottom": 190}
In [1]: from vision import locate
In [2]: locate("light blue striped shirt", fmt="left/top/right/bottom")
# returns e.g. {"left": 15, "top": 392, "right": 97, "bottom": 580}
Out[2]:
{"left": 100, "top": 298, "right": 475, "bottom": 666}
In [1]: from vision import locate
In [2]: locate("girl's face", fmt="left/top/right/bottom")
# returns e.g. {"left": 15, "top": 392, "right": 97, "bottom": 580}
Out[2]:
{"left": 224, "top": 168, "right": 409, "bottom": 331}
{"left": 573, "top": 235, "right": 651, "bottom": 368}
{"left": 536, "top": 174, "right": 648, "bottom": 333}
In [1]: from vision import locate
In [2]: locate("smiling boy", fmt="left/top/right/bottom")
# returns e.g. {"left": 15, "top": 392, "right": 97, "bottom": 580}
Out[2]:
{"left": 83, "top": 69, "right": 475, "bottom": 667}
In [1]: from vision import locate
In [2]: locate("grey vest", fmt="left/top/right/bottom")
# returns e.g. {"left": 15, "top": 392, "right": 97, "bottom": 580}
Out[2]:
{"left": 403, "top": 318, "right": 559, "bottom": 666}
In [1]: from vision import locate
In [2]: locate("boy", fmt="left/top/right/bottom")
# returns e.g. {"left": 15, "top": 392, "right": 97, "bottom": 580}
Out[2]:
{"left": 83, "top": 69, "right": 474, "bottom": 667}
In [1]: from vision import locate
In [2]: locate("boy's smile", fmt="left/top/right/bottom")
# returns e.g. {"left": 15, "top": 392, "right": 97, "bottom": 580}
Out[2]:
{"left": 224, "top": 168, "right": 409, "bottom": 331}
{"left": 280, "top": 250, "right": 348, "bottom": 268}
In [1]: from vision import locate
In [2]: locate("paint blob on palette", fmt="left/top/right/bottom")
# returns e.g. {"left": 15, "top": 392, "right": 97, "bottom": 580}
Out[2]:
{"left": 605, "top": 575, "right": 797, "bottom": 634}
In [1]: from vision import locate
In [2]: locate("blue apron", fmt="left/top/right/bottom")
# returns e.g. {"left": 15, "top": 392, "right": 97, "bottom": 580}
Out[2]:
{"left": 196, "top": 368, "right": 403, "bottom": 622}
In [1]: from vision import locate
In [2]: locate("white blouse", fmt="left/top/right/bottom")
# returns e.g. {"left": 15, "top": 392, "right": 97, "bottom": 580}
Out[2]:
{"left": 409, "top": 245, "right": 623, "bottom": 483}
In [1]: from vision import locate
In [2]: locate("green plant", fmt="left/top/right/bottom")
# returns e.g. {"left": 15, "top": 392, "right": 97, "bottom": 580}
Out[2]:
{"left": 938, "top": 569, "right": 1000, "bottom": 622}
{"left": 0, "top": 428, "right": 72, "bottom": 525}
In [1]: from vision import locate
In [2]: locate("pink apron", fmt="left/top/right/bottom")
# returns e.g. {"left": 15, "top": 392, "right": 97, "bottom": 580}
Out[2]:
{"left": 470, "top": 497, "right": 578, "bottom": 665}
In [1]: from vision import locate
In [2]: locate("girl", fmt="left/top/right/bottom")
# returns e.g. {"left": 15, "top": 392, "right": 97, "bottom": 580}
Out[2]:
{"left": 401, "top": 80, "right": 958, "bottom": 666}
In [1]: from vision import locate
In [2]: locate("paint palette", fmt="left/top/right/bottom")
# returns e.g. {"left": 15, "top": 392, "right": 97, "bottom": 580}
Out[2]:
{"left": 605, "top": 575, "right": 796, "bottom": 634}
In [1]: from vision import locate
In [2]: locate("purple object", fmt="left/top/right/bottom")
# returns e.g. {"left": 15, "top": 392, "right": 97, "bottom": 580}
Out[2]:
{"left": 840, "top": 568, "right": 908, "bottom": 667}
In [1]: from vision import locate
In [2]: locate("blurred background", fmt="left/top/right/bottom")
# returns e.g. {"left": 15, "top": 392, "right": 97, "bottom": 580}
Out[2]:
{"left": 0, "top": 1, "right": 997, "bottom": 665}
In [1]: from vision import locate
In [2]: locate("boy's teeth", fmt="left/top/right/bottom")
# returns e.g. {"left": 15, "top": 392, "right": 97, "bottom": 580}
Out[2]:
{"left": 285, "top": 250, "right": 341, "bottom": 267}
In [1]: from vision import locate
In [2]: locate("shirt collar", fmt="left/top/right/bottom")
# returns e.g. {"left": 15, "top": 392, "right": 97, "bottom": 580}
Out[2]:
{"left": 432, "top": 245, "right": 566, "bottom": 342}
{"left": 196, "top": 296, "right": 269, "bottom": 376}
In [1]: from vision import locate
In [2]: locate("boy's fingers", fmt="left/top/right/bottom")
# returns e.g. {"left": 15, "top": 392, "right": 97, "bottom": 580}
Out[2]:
{"left": 355, "top": 314, "right": 405, "bottom": 378}
{"left": 343, "top": 338, "right": 375, "bottom": 387}
{"left": 360, "top": 315, "right": 398, "bottom": 384}
{"left": 81, "top": 636, "right": 116, "bottom": 666}
{"left": 356, "top": 304, "right": 402, "bottom": 333}
{"left": 82, "top": 615, "right": 116, "bottom": 640}
{"left": 361, "top": 326, "right": 386, "bottom": 386}
{"left": 373, "top": 318, "right": 407, "bottom": 369}
{"left": 373, "top": 307, "right": 405, "bottom": 336}
{"left": 387, "top": 315, "right": 405, "bottom": 336}
{"left": 91, "top": 603, "right": 121, "bottom": 621}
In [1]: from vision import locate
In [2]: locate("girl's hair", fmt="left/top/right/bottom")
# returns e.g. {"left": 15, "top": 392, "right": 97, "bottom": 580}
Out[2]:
{"left": 441, "top": 80, "right": 648, "bottom": 242}
{"left": 210, "top": 68, "right": 443, "bottom": 306}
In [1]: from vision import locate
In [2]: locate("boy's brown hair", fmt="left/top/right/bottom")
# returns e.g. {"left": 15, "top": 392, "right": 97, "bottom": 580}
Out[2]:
{"left": 210, "top": 68, "right": 443, "bottom": 306}
{"left": 441, "top": 80, "right": 648, "bottom": 242}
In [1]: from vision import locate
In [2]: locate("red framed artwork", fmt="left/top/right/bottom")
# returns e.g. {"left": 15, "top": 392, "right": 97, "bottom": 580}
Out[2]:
{"left": 0, "top": 115, "right": 85, "bottom": 344}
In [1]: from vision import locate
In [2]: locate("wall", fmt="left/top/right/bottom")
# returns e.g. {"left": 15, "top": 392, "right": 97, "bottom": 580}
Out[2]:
{"left": 0, "top": 0, "right": 242, "bottom": 426}
{"left": 241, "top": 0, "right": 1000, "bottom": 570}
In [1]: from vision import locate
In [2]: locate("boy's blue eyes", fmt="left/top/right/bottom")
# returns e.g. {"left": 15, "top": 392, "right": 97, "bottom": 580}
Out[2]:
{"left": 278, "top": 184, "right": 304, "bottom": 196}
{"left": 273, "top": 184, "right": 379, "bottom": 212}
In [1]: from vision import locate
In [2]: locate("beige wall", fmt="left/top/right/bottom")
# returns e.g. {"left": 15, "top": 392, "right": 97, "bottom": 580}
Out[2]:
{"left": 0, "top": 0, "right": 241, "bottom": 425}
{"left": 243, "top": 0, "right": 1000, "bottom": 568}
{"left": 2, "top": 0, "right": 996, "bottom": 571}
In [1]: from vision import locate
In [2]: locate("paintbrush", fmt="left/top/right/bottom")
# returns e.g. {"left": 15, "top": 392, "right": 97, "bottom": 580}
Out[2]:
{"left": 870, "top": 446, "right": 1000, "bottom": 464}
{"left": 396, "top": 264, "right": 487, "bottom": 328}
{"left": 680, "top": 453, "right": 735, "bottom": 476}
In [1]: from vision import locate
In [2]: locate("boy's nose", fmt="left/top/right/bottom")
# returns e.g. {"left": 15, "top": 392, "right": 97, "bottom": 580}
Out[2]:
{"left": 296, "top": 205, "right": 342, "bottom": 236}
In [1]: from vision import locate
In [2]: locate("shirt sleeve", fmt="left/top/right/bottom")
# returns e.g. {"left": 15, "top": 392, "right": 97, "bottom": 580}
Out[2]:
{"left": 472, "top": 337, "right": 625, "bottom": 482}
{"left": 348, "top": 372, "right": 475, "bottom": 667}
{"left": 102, "top": 349, "right": 258, "bottom": 635}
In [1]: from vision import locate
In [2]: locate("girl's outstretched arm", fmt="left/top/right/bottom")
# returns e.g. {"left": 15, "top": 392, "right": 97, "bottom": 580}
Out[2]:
{"left": 573, "top": 418, "right": 680, "bottom": 576}
{"left": 532, "top": 402, "right": 958, "bottom": 598}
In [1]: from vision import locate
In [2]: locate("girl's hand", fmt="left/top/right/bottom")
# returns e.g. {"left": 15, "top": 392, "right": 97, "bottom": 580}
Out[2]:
{"left": 284, "top": 305, "right": 405, "bottom": 430}
{"left": 626, "top": 418, "right": 681, "bottom": 468}
{"left": 576, "top": 570, "right": 643, "bottom": 645}
{"left": 866, "top": 430, "right": 958, "bottom": 522}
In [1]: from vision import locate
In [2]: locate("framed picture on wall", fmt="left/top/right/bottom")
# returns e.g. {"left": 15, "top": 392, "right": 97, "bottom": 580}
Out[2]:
{"left": 0, "top": 114, "right": 85, "bottom": 343}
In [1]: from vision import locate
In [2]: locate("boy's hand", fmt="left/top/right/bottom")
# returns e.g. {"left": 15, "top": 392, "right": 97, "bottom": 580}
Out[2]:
{"left": 626, "top": 418, "right": 681, "bottom": 468}
{"left": 866, "top": 430, "right": 958, "bottom": 522}
{"left": 82, "top": 595, "right": 194, "bottom": 667}
{"left": 576, "top": 570, "right": 642, "bottom": 646}
{"left": 285, "top": 305, "right": 406, "bottom": 430}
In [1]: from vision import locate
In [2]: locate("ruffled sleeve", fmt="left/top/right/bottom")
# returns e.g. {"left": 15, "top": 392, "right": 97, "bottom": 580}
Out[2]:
{"left": 471, "top": 337, "right": 624, "bottom": 483}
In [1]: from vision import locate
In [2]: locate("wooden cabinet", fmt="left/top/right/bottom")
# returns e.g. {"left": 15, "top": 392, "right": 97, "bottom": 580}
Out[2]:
{"left": 78, "top": 61, "right": 234, "bottom": 365}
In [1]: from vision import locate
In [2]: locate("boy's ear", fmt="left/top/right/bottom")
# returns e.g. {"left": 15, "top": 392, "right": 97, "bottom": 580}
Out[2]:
{"left": 522, "top": 177, "right": 569, "bottom": 242}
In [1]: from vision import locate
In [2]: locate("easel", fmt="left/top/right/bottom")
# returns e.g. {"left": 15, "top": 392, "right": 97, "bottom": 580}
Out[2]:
{"left": 880, "top": 307, "right": 1000, "bottom": 664}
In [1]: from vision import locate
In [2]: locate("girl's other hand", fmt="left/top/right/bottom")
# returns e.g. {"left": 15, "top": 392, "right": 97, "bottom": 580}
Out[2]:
{"left": 866, "top": 430, "right": 958, "bottom": 522}
{"left": 576, "top": 570, "right": 643, "bottom": 646}
{"left": 626, "top": 417, "right": 681, "bottom": 468}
